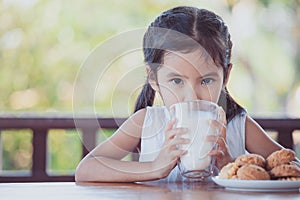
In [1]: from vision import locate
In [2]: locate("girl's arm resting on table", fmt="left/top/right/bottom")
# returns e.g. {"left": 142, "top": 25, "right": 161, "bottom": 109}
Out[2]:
{"left": 75, "top": 156, "right": 161, "bottom": 182}
{"left": 75, "top": 109, "right": 161, "bottom": 182}
{"left": 245, "top": 115, "right": 300, "bottom": 164}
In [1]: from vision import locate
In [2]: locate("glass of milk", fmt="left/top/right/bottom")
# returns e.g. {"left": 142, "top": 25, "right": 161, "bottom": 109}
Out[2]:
{"left": 169, "top": 100, "right": 221, "bottom": 179}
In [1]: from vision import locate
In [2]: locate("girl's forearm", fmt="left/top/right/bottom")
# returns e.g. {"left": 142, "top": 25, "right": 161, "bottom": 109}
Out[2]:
{"left": 75, "top": 156, "right": 160, "bottom": 182}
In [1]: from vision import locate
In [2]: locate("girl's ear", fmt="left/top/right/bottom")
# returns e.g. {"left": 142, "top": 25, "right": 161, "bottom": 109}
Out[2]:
{"left": 223, "top": 63, "right": 233, "bottom": 88}
{"left": 146, "top": 66, "right": 160, "bottom": 92}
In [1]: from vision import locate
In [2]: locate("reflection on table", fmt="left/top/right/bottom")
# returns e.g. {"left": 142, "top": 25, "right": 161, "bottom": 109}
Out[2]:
{"left": 0, "top": 181, "right": 299, "bottom": 200}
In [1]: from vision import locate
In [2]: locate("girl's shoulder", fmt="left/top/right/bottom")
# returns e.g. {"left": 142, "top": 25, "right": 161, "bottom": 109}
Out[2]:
{"left": 130, "top": 108, "right": 147, "bottom": 124}
{"left": 227, "top": 109, "right": 247, "bottom": 124}
{"left": 227, "top": 111, "right": 247, "bottom": 130}
{"left": 116, "top": 108, "right": 148, "bottom": 139}
{"left": 121, "top": 106, "right": 168, "bottom": 139}
{"left": 126, "top": 106, "right": 168, "bottom": 129}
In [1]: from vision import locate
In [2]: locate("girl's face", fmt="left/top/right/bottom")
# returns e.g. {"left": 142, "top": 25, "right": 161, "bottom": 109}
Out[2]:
{"left": 150, "top": 49, "right": 227, "bottom": 108}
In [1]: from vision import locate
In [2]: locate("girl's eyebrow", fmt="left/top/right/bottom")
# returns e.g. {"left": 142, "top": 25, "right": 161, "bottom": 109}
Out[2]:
{"left": 166, "top": 72, "right": 219, "bottom": 79}
{"left": 199, "top": 72, "right": 219, "bottom": 78}
{"left": 166, "top": 72, "right": 186, "bottom": 78}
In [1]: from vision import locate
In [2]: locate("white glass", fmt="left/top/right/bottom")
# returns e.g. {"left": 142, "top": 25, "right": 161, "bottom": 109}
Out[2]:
{"left": 169, "top": 100, "right": 221, "bottom": 179}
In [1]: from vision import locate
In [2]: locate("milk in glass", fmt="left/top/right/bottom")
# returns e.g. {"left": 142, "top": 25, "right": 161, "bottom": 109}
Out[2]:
{"left": 178, "top": 111, "right": 214, "bottom": 170}
{"left": 170, "top": 100, "right": 219, "bottom": 179}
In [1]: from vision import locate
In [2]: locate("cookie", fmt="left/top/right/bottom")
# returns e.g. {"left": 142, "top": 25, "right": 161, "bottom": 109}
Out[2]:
{"left": 219, "top": 162, "right": 239, "bottom": 179}
{"left": 277, "top": 177, "right": 300, "bottom": 181}
{"left": 237, "top": 164, "right": 270, "bottom": 180}
{"left": 266, "top": 149, "right": 295, "bottom": 170}
{"left": 269, "top": 164, "right": 300, "bottom": 178}
{"left": 235, "top": 154, "right": 265, "bottom": 168}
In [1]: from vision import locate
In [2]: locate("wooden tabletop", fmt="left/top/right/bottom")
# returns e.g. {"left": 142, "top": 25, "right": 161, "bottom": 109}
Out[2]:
{"left": 0, "top": 181, "right": 299, "bottom": 200}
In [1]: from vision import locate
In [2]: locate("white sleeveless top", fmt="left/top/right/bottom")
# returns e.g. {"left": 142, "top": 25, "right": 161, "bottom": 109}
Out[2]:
{"left": 139, "top": 106, "right": 247, "bottom": 182}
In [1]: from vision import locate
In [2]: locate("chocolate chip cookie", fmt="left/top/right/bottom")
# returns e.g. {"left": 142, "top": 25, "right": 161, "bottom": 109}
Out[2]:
{"left": 269, "top": 164, "right": 300, "bottom": 178}
{"left": 235, "top": 154, "right": 266, "bottom": 168}
{"left": 266, "top": 149, "right": 295, "bottom": 170}
{"left": 237, "top": 164, "right": 270, "bottom": 180}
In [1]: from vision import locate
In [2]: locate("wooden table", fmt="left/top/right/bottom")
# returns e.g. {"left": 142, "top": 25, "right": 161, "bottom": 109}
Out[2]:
{"left": 0, "top": 181, "right": 299, "bottom": 200}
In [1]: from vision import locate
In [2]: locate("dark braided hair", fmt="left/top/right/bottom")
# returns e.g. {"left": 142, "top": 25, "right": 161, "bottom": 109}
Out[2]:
{"left": 134, "top": 6, "right": 244, "bottom": 122}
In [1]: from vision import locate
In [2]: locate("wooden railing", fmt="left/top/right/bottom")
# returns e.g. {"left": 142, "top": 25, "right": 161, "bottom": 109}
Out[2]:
{"left": 0, "top": 116, "right": 126, "bottom": 182}
{"left": 0, "top": 115, "right": 299, "bottom": 182}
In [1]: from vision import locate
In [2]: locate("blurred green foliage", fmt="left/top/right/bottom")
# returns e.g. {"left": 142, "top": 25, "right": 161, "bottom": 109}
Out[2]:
{"left": 1, "top": 0, "right": 300, "bottom": 173}
{"left": 1, "top": 130, "right": 32, "bottom": 171}
{"left": 48, "top": 129, "right": 82, "bottom": 174}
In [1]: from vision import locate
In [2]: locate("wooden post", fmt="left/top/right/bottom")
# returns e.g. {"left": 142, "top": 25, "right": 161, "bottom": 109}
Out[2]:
{"left": 277, "top": 129, "right": 294, "bottom": 150}
{"left": 81, "top": 128, "right": 98, "bottom": 157}
{"left": 32, "top": 129, "right": 48, "bottom": 181}
{"left": 0, "top": 131, "right": 2, "bottom": 172}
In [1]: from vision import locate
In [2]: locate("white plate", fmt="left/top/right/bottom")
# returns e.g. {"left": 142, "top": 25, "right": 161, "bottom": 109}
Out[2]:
{"left": 212, "top": 176, "right": 300, "bottom": 192}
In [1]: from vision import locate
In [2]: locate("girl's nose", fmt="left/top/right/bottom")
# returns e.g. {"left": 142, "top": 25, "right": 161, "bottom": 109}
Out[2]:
{"left": 184, "top": 86, "right": 201, "bottom": 101}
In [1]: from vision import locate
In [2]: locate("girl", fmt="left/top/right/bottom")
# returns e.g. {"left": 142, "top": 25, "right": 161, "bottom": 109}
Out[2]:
{"left": 75, "top": 6, "right": 292, "bottom": 182}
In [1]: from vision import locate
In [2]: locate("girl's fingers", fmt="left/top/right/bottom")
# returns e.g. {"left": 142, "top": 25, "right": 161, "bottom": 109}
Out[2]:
{"left": 170, "top": 137, "right": 190, "bottom": 148}
{"left": 170, "top": 149, "right": 188, "bottom": 159}
{"left": 218, "top": 107, "right": 227, "bottom": 126}
{"left": 165, "top": 119, "right": 176, "bottom": 132}
{"left": 209, "top": 149, "right": 225, "bottom": 157}
{"left": 166, "top": 127, "right": 188, "bottom": 141}
{"left": 162, "top": 126, "right": 190, "bottom": 153}
{"left": 210, "top": 120, "right": 226, "bottom": 139}
{"left": 206, "top": 135, "right": 226, "bottom": 148}
{"left": 209, "top": 119, "right": 227, "bottom": 154}
{"left": 206, "top": 135, "right": 228, "bottom": 157}
{"left": 164, "top": 136, "right": 190, "bottom": 152}
{"left": 206, "top": 135, "right": 218, "bottom": 142}
{"left": 217, "top": 136, "right": 227, "bottom": 149}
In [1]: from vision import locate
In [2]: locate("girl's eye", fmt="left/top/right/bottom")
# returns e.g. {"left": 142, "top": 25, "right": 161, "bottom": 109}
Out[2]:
{"left": 171, "top": 78, "right": 184, "bottom": 85}
{"left": 201, "top": 78, "right": 214, "bottom": 85}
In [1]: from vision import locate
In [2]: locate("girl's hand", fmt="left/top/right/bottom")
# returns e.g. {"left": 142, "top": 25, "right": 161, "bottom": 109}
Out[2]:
{"left": 151, "top": 119, "right": 189, "bottom": 179}
{"left": 208, "top": 108, "right": 233, "bottom": 170}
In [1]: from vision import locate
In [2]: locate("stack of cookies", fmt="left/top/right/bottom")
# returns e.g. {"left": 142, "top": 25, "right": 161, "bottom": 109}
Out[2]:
{"left": 218, "top": 149, "right": 300, "bottom": 181}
